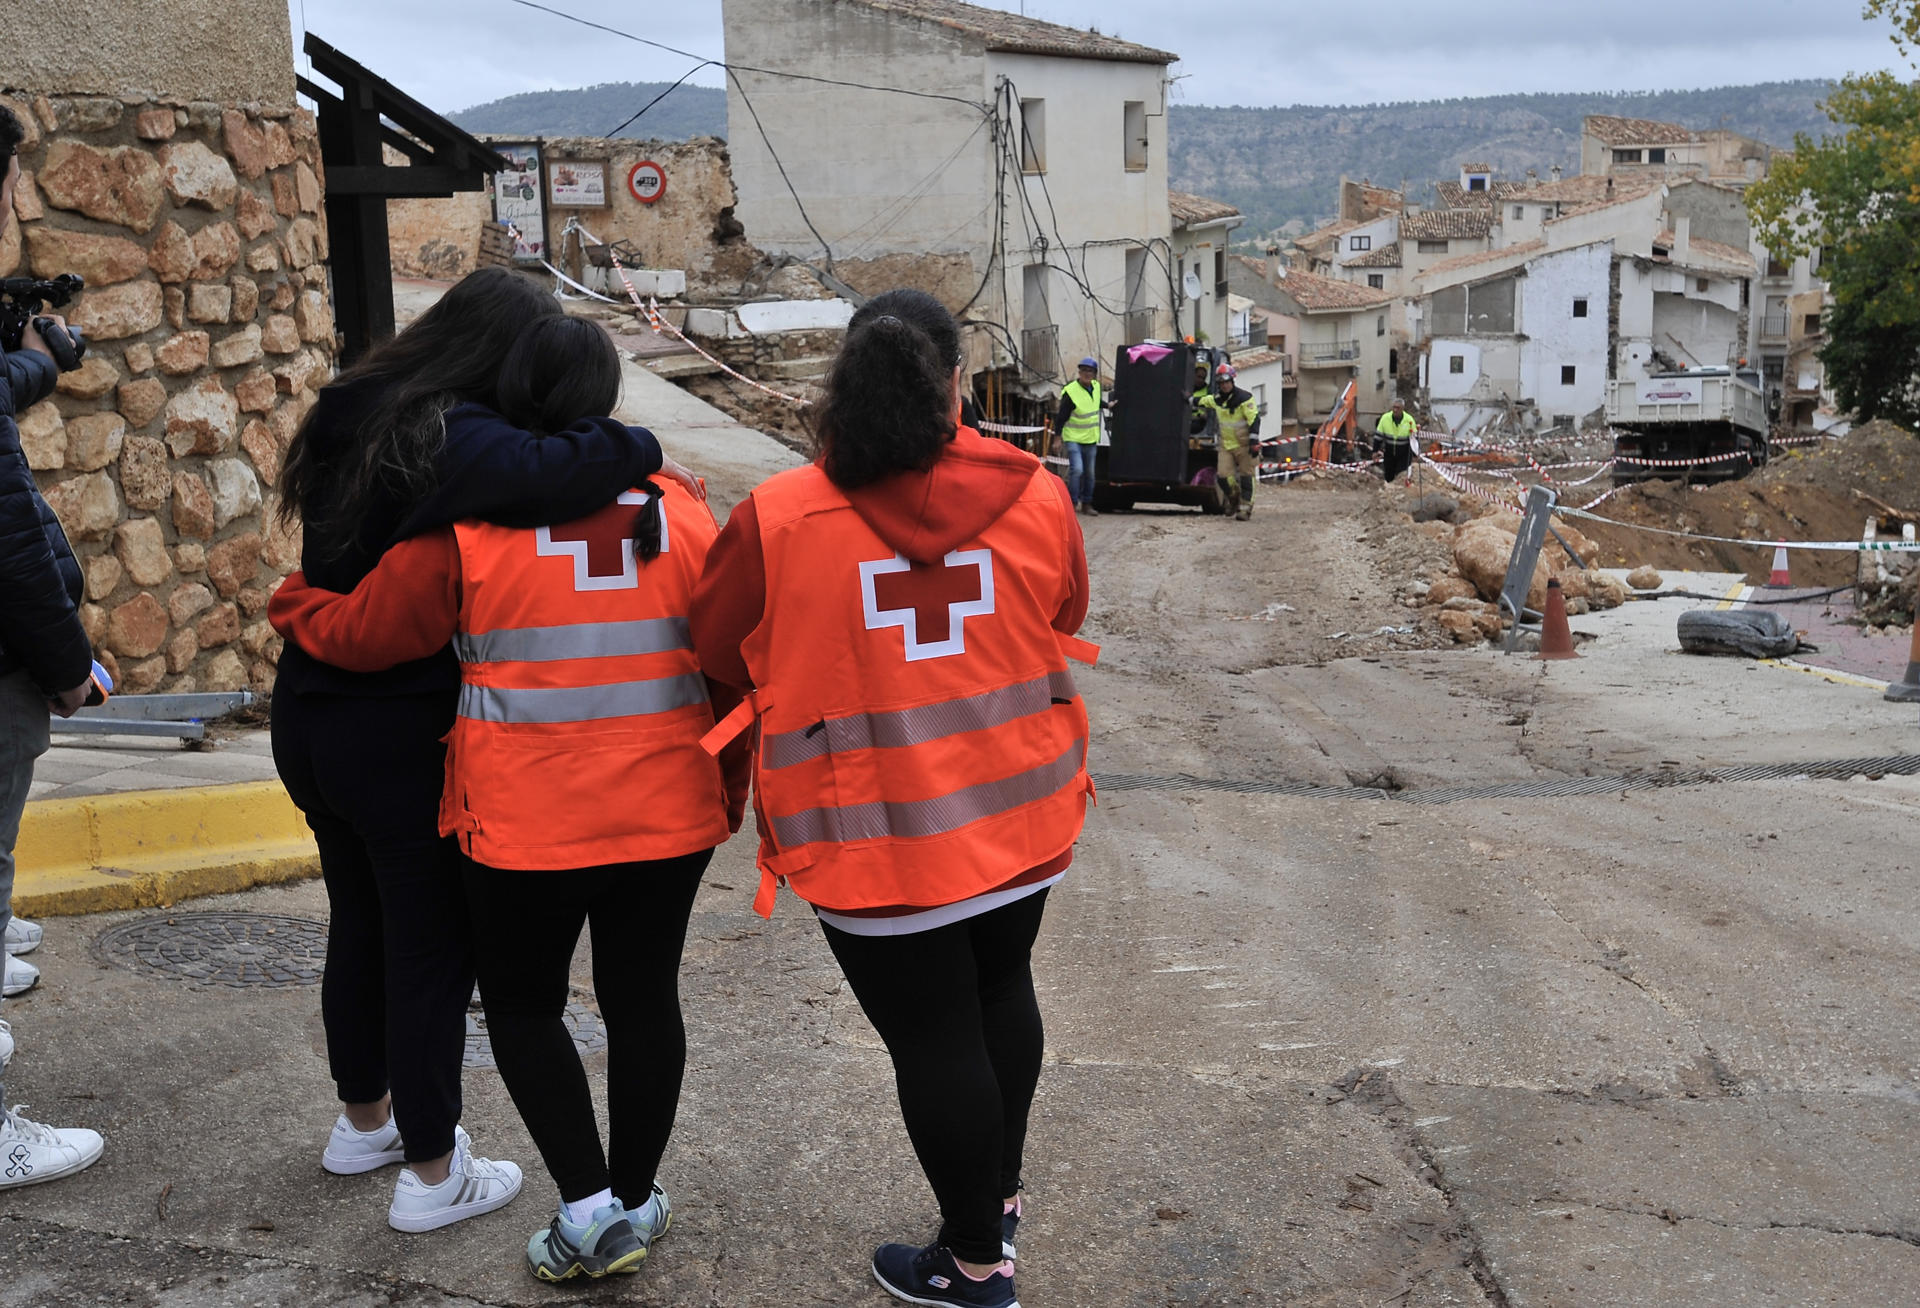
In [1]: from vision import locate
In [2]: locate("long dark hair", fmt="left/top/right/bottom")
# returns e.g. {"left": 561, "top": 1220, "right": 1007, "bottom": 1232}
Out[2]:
{"left": 811, "top": 288, "right": 960, "bottom": 489}
{"left": 280, "top": 267, "right": 562, "bottom": 549}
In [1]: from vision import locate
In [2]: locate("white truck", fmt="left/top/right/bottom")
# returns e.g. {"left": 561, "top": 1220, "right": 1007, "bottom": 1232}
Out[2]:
{"left": 1607, "top": 366, "right": 1771, "bottom": 485}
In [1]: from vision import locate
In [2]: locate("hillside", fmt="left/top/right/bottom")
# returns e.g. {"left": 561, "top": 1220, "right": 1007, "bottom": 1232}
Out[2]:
{"left": 1169, "top": 80, "right": 1838, "bottom": 242}
{"left": 447, "top": 80, "right": 728, "bottom": 141}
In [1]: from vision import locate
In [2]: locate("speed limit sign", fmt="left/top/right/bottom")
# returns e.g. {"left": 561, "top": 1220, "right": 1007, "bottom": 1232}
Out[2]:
{"left": 627, "top": 160, "right": 667, "bottom": 205}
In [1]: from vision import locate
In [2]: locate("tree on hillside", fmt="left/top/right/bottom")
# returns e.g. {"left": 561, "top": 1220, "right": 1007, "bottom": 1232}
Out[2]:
{"left": 1748, "top": 2, "right": 1920, "bottom": 428}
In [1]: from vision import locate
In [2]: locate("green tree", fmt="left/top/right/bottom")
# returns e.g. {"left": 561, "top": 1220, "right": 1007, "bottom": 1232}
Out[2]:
{"left": 1748, "top": 3, "right": 1920, "bottom": 427}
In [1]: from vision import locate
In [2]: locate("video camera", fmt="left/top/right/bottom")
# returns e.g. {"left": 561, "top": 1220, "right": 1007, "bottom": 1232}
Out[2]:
{"left": 0, "top": 273, "right": 88, "bottom": 372}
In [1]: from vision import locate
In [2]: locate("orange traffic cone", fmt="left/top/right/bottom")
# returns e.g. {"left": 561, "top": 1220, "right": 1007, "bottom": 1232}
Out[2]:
{"left": 1886, "top": 623, "right": 1920, "bottom": 703}
{"left": 1766, "top": 541, "right": 1793, "bottom": 588}
{"left": 1535, "top": 578, "right": 1579, "bottom": 660}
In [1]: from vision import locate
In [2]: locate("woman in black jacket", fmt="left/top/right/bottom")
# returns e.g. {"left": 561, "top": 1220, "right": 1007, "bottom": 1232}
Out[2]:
{"left": 271, "top": 268, "right": 690, "bottom": 1233}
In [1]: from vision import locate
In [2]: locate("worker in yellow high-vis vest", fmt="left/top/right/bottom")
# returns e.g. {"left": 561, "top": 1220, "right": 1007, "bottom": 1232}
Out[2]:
{"left": 1194, "top": 363, "right": 1262, "bottom": 521}
{"left": 1374, "top": 399, "right": 1417, "bottom": 484}
{"left": 1055, "top": 357, "right": 1106, "bottom": 515}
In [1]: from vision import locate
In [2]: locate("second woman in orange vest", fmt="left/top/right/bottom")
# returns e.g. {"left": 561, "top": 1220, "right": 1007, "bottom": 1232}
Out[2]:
{"left": 272, "top": 317, "right": 747, "bottom": 1285}
{"left": 692, "top": 288, "right": 1093, "bottom": 1308}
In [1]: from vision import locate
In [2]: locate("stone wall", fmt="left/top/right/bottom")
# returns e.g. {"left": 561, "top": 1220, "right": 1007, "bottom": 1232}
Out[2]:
{"left": 2, "top": 91, "right": 337, "bottom": 695}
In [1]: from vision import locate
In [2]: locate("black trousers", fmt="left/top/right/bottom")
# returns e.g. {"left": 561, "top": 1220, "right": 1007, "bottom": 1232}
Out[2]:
{"left": 270, "top": 688, "right": 473, "bottom": 1163}
{"left": 1380, "top": 440, "right": 1414, "bottom": 483}
{"left": 821, "top": 889, "right": 1050, "bottom": 1265}
{"left": 465, "top": 850, "right": 711, "bottom": 1205}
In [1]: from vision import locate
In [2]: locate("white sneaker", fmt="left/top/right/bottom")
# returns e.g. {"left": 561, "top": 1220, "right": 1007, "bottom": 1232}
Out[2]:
{"left": 388, "top": 1139, "right": 523, "bottom": 1232}
{"left": 0, "top": 1103, "right": 104, "bottom": 1189}
{"left": 4, "top": 917, "right": 41, "bottom": 956}
{"left": 2, "top": 954, "right": 38, "bottom": 998}
{"left": 0, "top": 1019, "right": 12, "bottom": 1073}
{"left": 323, "top": 1114, "right": 469, "bottom": 1175}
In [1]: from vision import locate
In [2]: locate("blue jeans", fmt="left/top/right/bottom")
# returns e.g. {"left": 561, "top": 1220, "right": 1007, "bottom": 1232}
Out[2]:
{"left": 1064, "top": 440, "right": 1097, "bottom": 506}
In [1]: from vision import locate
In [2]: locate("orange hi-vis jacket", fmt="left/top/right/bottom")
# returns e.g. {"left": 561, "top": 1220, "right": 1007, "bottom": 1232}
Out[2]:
{"left": 446, "top": 484, "right": 730, "bottom": 869}
{"left": 707, "top": 461, "right": 1096, "bottom": 918}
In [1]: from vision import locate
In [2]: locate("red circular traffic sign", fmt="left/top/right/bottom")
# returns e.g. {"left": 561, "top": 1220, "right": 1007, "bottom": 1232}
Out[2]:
{"left": 627, "top": 161, "right": 667, "bottom": 205}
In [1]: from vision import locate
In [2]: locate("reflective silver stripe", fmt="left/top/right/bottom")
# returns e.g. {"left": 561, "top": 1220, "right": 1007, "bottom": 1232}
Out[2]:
{"left": 457, "top": 672, "right": 709, "bottom": 725}
{"left": 764, "top": 670, "right": 1079, "bottom": 771}
{"left": 768, "top": 739, "right": 1084, "bottom": 849}
{"left": 452, "top": 617, "right": 691, "bottom": 665}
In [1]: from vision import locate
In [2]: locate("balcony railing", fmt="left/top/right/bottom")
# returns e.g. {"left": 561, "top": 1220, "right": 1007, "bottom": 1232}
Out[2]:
{"left": 1298, "top": 340, "right": 1362, "bottom": 365}
{"left": 1760, "top": 313, "right": 1788, "bottom": 339}
{"left": 1020, "top": 325, "right": 1060, "bottom": 383}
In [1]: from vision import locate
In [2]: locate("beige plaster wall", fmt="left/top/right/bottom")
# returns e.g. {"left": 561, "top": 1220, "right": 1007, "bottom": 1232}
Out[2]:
{"left": 0, "top": 0, "right": 295, "bottom": 107}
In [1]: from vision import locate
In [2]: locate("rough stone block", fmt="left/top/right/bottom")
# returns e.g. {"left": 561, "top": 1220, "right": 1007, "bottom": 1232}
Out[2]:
{"left": 24, "top": 227, "right": 149, "bottom": 286}
{"left": 234, "top": 369, "right": 275, "bottom": 414}
{"left": 0, "top": 220, "right": 17, "bottom": 277}
{"left": 208, "top": 458, "right": 262, "bottom": 528}
{"left": 43, "top": 471, "right": 120, "bottom": 541}
{"left": 113, "top": 516, "right": 171, "bottom": 586}
{"left": 236, "top": 188, "right": 276, "bottom": 240}
{"left": 11, "top": 169, "right": 42, "bottom": 223}
{"left": 210, "top": 324, "right": 263, "bottom": 369}
{"left": 267, "top": 279, "right": 294, "bottom": 311}
{"left": 230, "top": 274, "right": 259, "bottom": 322}
{"left": 105, "top": 592, "right": 169, "bottom": 658}
{"left": 148, "top": 221, "right": 194, "bottom": 283}
{"left": 38, "top": 142, "right": 165, "bottom": 233}
{"left": 236, "top": 587, "right": 270, "bottom": 618}
{"left": 122, "top": 655, "right": 165, "bottom": 693}
{"left": 62, "top": 98, "right": 124, "bottom": 133}
{"left": 155, "top": 330, "right": 210, "bottom": 375}
{"left": 271, "top": 171, "right": 298, "bottom": 218}
{"left": 172, "top": 542, "right": 206, "bottom": 574}
{"left": 84, "top": 553, "right": 122, "bottom": 601}
{"left": 123, "top": 342, "right": 154, "bottom": 375}
{"left": 202, "top": 648, "right": 248, "bottom": 693}
{"left": 168, "top": 582, "right": 215, "bottom": 627}
{"left": 195, "top": 602, "right": 241, "bottom": 649}
{"left": 164, "top": 376, "right": 239, "bottom": 456}
{"left": 119, "top": 436, "right": 171, "bottom": 509}
{"left": 245, "top": 242, "right": 280, "bottom": 273}
{"left": 206, "top": 531, "right": 263, "bottom": 597}
{"left": 240, "top": 418, "right": 278, "bottom": 484}
{"left": 188, "top": 283, "right": 233, "bottom": 324}
{"left": 190, "top": 222, "right": 242, "bottom": 280}
{"left": 242, "top": 620, "right": 275, "bottom": 655}
{"left": 295, "top": 289, "right": 333, "bottom": 344}
{"left": 261, "top": 505, "right": 299, "bottom": 572}
{"left": 285, "top": 217, "right": 320, "bottom": 269}
{"left": 64, "top": 412, "right": 125, "bottom": 472}
{"left": 222, "top": 110, "right": 295, "bottom": 180}
{"left": 70, "top": 280, "right": 163, "bottom": 340}
{"left": 165, "top": 628, "right": 199, "bottom": 674}
{"left": 117, "top": 377, "right": 169, "bottom": 430}
{"left": 158, "top": 141, "right": 238, "bottom": 210}
{"left": 295, "top": 162, "right": 321, "bottom": 213}
{"left": 134, "top": 108, "right": 177, "bottom": 141}
{"left": 171, "top": 471, "right": 216, "bottom": 539}
{"left": 260, "top": 314, "right": 298, "bottom": 354}
{"left": 164, "top": 285, "right": 185, "bottom": 330}
{"left": 54, "top": 355, "right": 120, "bottom": 400}
{"left": 17, "top": 401, "right": 65, "bottom": 469}
{"left": 79, "top": 602, "right": 106, "bottom": 645}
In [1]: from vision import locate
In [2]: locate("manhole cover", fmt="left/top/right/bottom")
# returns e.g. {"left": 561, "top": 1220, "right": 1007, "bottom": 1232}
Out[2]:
{"left": 464, "top": 1004, "right": 606, "bottom": 1069}
{"left": 95, "top": 911, "right": 328, "bottom": 988}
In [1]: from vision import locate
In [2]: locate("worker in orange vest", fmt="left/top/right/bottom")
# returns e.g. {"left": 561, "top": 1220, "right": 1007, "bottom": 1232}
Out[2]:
{"left": 692, "top": 288, "right": 1093, "bottom": 1308}
{"left": 270, "top": 317, "right": 746, "bottom": 1285}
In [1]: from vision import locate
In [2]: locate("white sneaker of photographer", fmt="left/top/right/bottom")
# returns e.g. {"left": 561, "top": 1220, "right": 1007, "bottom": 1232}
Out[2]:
{"left": 388, "top": 1138, "right": 522, "bottom": 1232}
{"left": 4, "top": 917, "right": 41, "bottom": 956}
{"left": 0, "top": 1104, "right": 104, "bottom": 1189}
{"left": 2, "top": 954, "right": 38, "bottom": 998}
{"left": 324, "top": 1114, "right": 469, "bottom": 1176}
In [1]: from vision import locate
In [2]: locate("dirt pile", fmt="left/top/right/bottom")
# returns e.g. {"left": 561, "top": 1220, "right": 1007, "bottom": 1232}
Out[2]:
{"left": 1570, "top": 421, "right": 1920, "bottom": 585}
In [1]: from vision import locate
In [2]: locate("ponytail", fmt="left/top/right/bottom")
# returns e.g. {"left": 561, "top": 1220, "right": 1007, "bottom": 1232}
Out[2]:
{"left": 630, "top": 477, "right": 666, "bottom": 563}
{"left": 812, "top": 288, "right": 961, "bottom": 489}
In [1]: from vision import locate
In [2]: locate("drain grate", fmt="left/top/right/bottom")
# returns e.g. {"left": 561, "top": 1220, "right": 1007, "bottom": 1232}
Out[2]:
{"left": 95, "top": 911, "right": 328, "bottom": 988}
{"left": 1092, "top": 754, "right": 1920, "bottom": 807}
{"left": 463, "top": 1004, "right": 606, "bottom": 1070}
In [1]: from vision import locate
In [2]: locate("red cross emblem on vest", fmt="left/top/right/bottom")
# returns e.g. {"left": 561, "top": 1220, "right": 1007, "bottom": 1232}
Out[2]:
{"left": 859, "top": 548, "right": 995, "bottom": 661}
{"left": 536, "top": 490, "right": 667, "bottom": 591}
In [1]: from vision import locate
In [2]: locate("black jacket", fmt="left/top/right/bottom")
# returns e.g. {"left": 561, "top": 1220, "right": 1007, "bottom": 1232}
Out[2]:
{"left": 276, "top": 381, "right": 664, "bottom": 698}
{"left": 0, "top": 342, "right": 89, "bottom": 694}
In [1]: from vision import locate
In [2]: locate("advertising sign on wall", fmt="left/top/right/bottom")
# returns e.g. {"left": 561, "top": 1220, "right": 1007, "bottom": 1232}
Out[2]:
{"left": 492, "top": 142, "right": 545, "bottom": 261}
{"left": 548, "top": 160, "right": 609, "bottom": 208}
{"left": 1636, "top": 377, "right": 1702, "bottom": 406}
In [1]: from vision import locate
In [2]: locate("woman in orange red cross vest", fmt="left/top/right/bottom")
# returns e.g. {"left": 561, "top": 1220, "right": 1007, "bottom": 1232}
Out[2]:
{"left": 692, "top": 288, "right": 1094, "bottom": 1308}
{"left": 271, "top": 317, "right": 747, "bottom": 1284}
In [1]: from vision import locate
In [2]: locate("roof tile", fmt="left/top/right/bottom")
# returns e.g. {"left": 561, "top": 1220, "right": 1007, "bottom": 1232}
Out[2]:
{"left": 1169, "top": 190, "right": 1242, "bottom": 226}
{"left": 1402, "top": 207, "right": 1494, "bottom": 240}
{"left": 1270, "top": 265, "right": 1394, "bottom": 313}
{"left": 1584, "top": 114, "right": 1697, "bottom": 147}
{"left": 841, "top": 0, "right": 1177, "bottom": 63}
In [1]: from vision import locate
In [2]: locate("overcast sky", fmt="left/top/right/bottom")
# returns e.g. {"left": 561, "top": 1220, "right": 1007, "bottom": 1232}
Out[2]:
{"left": 288, "top": 0, "right": 1907, "bottom": 114}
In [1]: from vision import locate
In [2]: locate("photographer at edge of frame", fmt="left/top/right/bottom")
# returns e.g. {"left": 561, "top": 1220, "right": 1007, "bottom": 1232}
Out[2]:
{"left": 0, "top": 100, "right": 109, "bottom": 1190}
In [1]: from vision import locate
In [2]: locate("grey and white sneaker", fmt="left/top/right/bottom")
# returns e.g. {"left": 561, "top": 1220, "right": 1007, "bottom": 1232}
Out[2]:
{"left": 388, "top": 1138, "right": 523, "bottom": 1232}
{"left": 0, "top": 1018, "right": 12, "bottom": 1073}
{"left": 2, "top": 954, "right": 38, "bottom": 998}
{"left": 323, "top": 1113, "right": 469, "bottom": 1175}
{"left": 622, "top": 1183, "right": 673, "bottom": 1253}
{"left": 4, "top": 917, "right": 42, "bottom": 956}
{"left": 0, "top": 1104, "right": 104, "bottom": 1189}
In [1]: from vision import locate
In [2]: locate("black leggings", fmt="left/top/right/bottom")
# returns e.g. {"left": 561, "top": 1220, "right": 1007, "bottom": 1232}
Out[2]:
{"left": 271, "top": 688, "right": 472, "bottom": 1163}
{"left": 821, "top": 889, "right": 1050, "bottom": 1265}
{"left": 464, "top": 850, "right": 711, "bottom": 1206}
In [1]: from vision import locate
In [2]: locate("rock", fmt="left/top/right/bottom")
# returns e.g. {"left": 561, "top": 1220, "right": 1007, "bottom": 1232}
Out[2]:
{"left": 294, "top": 289, "right": 332, "bottom": 343}
{"left": 117, "top": 377, "right": 169, "bottom": 429}
{"left": 84, "top": 553, "right": 122, "bottom": 601}
{"left": 222, "top": 110, "right": 295, "bottom": 179}
{"left": 1409, "top": 493, "right": 1461, "bottom": 524}
{"left": 1471, "top": 609, "right": 1505, "bottom": 640}
{"left": 284, "top": 217, "right": 321, "bottom": 269}
{"left": 17, "top": 401, "right": 65, "bottom": 470}
{"left": 123, "top": 342, "right": 154, "bottom": 375}
{"left": 236, "top": 587, "right": 271, "bottom": 618}
{"left": 135, "top": 108, "right": 177, "bottom": 141}
{"left": 1627, "top": 565, "right": 1664, "bottom": 591}
{"left": 1585, "top": 571, "right": 1629, "bottom": 610}
{"left": 167, "top": 673, "right": 198, "bottom": 694}
{"left": 1548, "top": 520, "right": 1601, "bottom": 569}
{"left": 56, "top": 355, "right": 121, "bottom": 400}
{"left": 155, "top": 330, "right": 211, "bottom": 375}
{"left": 169, "top": 582, "right": 215, "bottom": 627}
{"left": 1440, "top": 596, "right": 1497, "bottom": 615}
{"left": 240, "top": 418, "right": 278, "bottom": 484}
{"left": 242, "top": 620, "right": 275, "bottom": 655}
{"left": 188, "top": 283, "right": 233, "bottom": 323}
{"left": 158, "top": 141, "right": 238, "bottom": 210}
{"left": 1424, "top": 574, "right": 1479, "bottom": 606}
{"left": 78, "top": 602, "right": 106, "bottom": 644}
{"left": 1437, "top": 610, "right": 1480, "bottom": 643}
{"left": 119, "top": 436, "right": 171, "bottom": 509}
{"left": 70, "top": 279, "right": 163, "bottom": 340}
{"left": 261, "top": 507, "right": 300, "bottom": 572}
{"left": 113, "top": 516, "right": 171, "bottom": 586}
{"left": 1556, "top": 570, "right": 1593, "bottom": 602}
{"left": 1406, "top": 580, "right": 1432, "bottom": 598}
{"left": 206, "top": 531, "right": 263, "bottom": 597}
{"left": 246, "top": 242, "right": 280, "bottom": 273}
{"left": 208, "top": 458, "right": 263, "bottom": 528}
{"left": 165, "top": 628, "right": 199, "bottom": 673}
{"left": 43, "top": 471, "right": 120, "bottom": 541}
{"left": 271, "top": 170, "right": 298, "bottom": 218}
{"left": 164, "top": 377, "right": 239, "bottom": 456}
{"left": 234, "top": 368, "right": 276, "bottom": 413}
{"left": 173, "top": 542, "right": 205, "bottom": 574}
{"left": 295, "top": 162, "right": 321, "bottom": 213}
{"left": 164, "top": 285, "right": 185, "bottom": 330}
{"left": 37, "top": 141, "right": 166, "bottom": 233}
{"left": 24, "top": 227, "right": 149, "bottom": 285}
{"left": 230, "top": 274, "right": 259, "bottom": 322}
{"left": 62, "top": 98, "right": 124, "bottom": 133}
{"left": 0, "top": 219, "right": 16, "bottom": 276}
{"left": 190, "top": 222, "right": 242, "bottom": 280}
{"left": 121, "top": 655, "right": 166, "bottom": 693}
{"left": 202, "top": 648, "right": 248, "bottom": 693}
{"left": 148, "top": 221, "right": 195, "bottom": 282}
{"left": 64, "top": 412, "right": 125, "bottom": 471}
{"left": 267, "top": 279, "right": 294, "bottom": 311}
{"left": 260, "top": 314, "right": 299, "bottom": 354}
{"left": 195, "top": 602, "right": 241, "bottom": 649}
{"left": 171, "top": 471, "right": 216, "bottom": 539}
{"left": 210, "top": 324, "right": 263, "bottom": 369}
{"left": 106, "top": 593, "right": 169, "bottom": 658}
{"left": 236, "top": 188, "right": 276, "bottom": 240}
{"left": 9, "top": 169, "right": 40, "bottom": 223}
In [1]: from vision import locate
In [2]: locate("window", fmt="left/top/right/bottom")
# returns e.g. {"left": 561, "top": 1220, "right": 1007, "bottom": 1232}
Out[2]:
{"left": 1552, "top": 414, "right": 1574, "bottom": 428}
{"left": 1376, "top": 368, "right": 1386, "bottom": 390}
{"left": 1022, "top": 263, "right": 1051, "bottom": 329}
{"left": 1351, "top": 235, "right": 1372, "bottom": 251}
{"left": 1122, "top": 100, "right": 1147, "bottom": 171}
{"left": 1448, "top": 355, "right": 1465, "bottom": 374}
{"left": 1572, "top": 298, "right": 1588, "bottom": 318}
{"left": 1696, "top": 277, "right": 1710, "bottom": 293}
{"left": 1367, "top": 273, "right": 1384, "bottom": 289}
{"left": 1512, "top": 205, "right": 1525, "bottom": 220}
{"left": 1613, "top": 148, "right": 1643, "bottom": 164}
{"left": 1417, "top": 239, "right": 1448, "bottom": 254}
{"left": 1648, "top": 148, "right": 1667, "bottom": 164}
{"left": 1214, "top": 250, "right": 1227, "bottom": 300}
{"left": 1019, "top": 98, "right": 1046, "bottom": 173}
{"left": 1804, "top": 312, "right": 1823, "bottom": 334}
{"left": 1467, "top": 176, "right": 1486, "bottom": 192}
{"left": 1766, "top": 255, "right": 1790, "bottom": 278}
{"left": 1376, "top": 314, "right": 1386, "bottom": 337}
{"left": 1560, "top": 365, "right": 1577, "bottom": 385}
{"left": 1762, "top": 357, "right": 1785, "bottom": 384}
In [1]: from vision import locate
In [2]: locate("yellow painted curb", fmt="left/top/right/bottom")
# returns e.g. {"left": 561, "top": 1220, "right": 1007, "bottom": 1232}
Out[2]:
{"left": 14, "top": 781, "right": 320, "bottom": 918}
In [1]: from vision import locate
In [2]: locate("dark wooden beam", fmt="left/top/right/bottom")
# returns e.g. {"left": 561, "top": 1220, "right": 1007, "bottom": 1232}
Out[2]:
{"left": 324, "top": 165, "right": 488, "bottom": 196}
